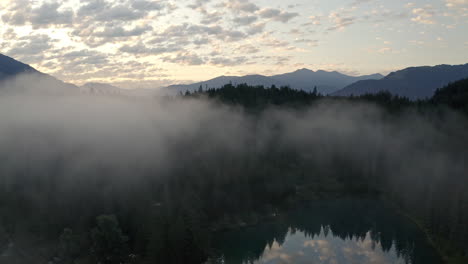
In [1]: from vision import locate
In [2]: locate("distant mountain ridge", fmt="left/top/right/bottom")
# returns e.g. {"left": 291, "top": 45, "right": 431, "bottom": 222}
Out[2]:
{"left": 164, "top": 75, "right": 288, "bottom": 95}
{"left": 272, "top": 69, "right": 383, "bottom": 94}
{"left": 80, "top": 82, "right": 158, "bottom": 97}
{"left": 3, "top": 53, "right": 467, "bottom": 100}
{"left": 163, "top": 69, "right": 384, "bottom": 95}
{"left": 0, "top": 53, "right": 40, "bottom": 80}
{"left": 334, "top": 64, "right": 468, "bottom": 99}
{"left": 0, "top": 53, "right": 78, "bottom": 93}
{"left": 81, "top": 82, "right": 122, "bottom": 95}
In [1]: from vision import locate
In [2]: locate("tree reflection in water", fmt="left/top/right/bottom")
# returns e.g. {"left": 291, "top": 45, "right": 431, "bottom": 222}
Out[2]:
{"left": 208, "top": 198, "right": 443, "bottom": 264}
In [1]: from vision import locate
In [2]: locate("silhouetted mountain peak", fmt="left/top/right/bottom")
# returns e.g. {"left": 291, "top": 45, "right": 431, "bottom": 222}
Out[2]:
{"left": 295, "top": 68, "right": 314, "bottom": 73}
{"left": 80, "top": 82, "right": 133, "bottom": 96}
{"left": 0, "top": 54, "right": 79, "bottom": 93}
{"left": 334, "top": 63, "right": 468, "bottom": 99}
{"left": 163, "top": 68, "right": 383, "bottom": 95}
{"left": 0, "top": 53, "right": 40, "bottom": 80}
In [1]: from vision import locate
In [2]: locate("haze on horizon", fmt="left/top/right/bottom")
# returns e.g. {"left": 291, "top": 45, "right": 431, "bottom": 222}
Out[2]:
{"left": 0, "top": 0, "right": 467, "bottom": 89}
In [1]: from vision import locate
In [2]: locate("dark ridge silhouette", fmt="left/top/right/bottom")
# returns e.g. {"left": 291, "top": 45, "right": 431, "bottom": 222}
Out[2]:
{"left": 164, "top": 69, "right": 383, "bottom": 95}
{"left": 165, "top": 75, "right": 289, "bottom": 95}
{"left": 272, "top": 68, "right": 383, "bottom": 94}
{"left": 80, "top": 82, "right": 123, "bottom": 95}
{"left": 0, "top": 53, "right": 39, "bottom": 79}
{"left": 333, "top": 64, "right": 468, "bottom": 100}
{"left": 0, "top": 53, "right": 78, "bottom": 92}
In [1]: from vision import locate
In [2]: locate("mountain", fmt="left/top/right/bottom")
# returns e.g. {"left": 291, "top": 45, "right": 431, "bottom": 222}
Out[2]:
{"left": 333, "top": 64, "right": 468, "bottom": 100}
{"left": 164, "top": 74, "right": 289, "bottom": 95}
{"left": 162, "top": 70, "right": 383, "bottom": 95}
{"left": 271, "top": 69, "right": 383, "bottom": 94}
{"left": 0, "top": 53, "right": 39, "bottom": 80}
{"left": 81, "top": 82, "right": 122, "bottom": 95}
{"left": 80, "top": 82, "right": 158, "bottom": 97}
{"left": 0, "top": 53, "right": 78, "bottom": 94}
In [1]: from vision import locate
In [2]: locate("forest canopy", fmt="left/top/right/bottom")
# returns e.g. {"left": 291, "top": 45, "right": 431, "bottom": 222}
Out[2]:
{"left": 0, "top": 77, "right": 467, "bottom": 264}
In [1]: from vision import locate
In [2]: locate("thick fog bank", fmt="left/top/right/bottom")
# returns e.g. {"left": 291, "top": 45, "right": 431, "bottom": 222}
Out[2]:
{"left": 0, "top": 75, "right": 466, "bottom": 194}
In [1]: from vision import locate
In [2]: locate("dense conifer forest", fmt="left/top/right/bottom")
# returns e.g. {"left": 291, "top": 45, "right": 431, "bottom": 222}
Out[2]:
{"left": 0, "top": 79, "right": 467, "bottom": 264}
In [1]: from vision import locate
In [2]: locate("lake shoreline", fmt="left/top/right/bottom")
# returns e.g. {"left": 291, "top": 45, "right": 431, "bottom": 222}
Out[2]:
{"left": 210, "top": 189, "right": 467, "bottom": 264}
{"left": 393, "top": 207, "right": 468, "bottom": 264}
{"left": 207, "top": 195, "right": 445, "bottom": 264}
{"left": 380, "top": 195, "right": 468, "bottom": 264}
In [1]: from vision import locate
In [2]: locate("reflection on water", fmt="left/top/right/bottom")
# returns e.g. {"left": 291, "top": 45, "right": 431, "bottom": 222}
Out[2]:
{"left": 208, "top": 199, "right": 442, "bottom": 264}
{"left": 238, "top": 228, "right": 406, "bottom": 264}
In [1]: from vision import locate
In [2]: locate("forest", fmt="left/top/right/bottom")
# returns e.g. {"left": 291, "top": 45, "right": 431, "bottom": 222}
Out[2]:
{"left": 0, "top": 78, "right": 467, "bottom": 264}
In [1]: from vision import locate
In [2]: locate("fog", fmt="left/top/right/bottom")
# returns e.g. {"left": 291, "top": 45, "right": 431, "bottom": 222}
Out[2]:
{"left": 0, "top": 73, "right": 466, "bottom": 189}
{"left": 0, "top": 74, "right": 467, "bottom": 262}
{"left": 0, "top": 74, "right": 466, "bottom": 193}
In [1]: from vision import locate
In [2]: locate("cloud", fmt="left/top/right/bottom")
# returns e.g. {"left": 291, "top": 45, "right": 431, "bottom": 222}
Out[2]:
{"left": 351, "top": 0, "right": 374, "bottom": 6}
{"left": 77, "top": 0, "right": 149, "bottom": 22}
{"left": 445, "top": 0, "right": 468, "bottom": 7}
{"left": 160, "top": 23, "right": 246, "bottom": 42}
{"left": 29, "top": 2, "right": 73, "bottom": 26}
{"left": 377, "top": 47, "right": 392, "bottom": 54}
{"left": 210, "top": 56, "right": 248, "bottom": 66}
{"left": 69, "top": 0, "right": 176, "bottom": 47}
{"left": 2, "top": 0, "right": 73, "bottom": 27}
{"left": 131, "top": 0, "right": 166, "bottom": 11}
{"left": 235, "top": 44, "right": 260, "bottom": 54}
{"left": 261, "top": 35, "right": 290, "bottom": 48}
{"left": 94, "top": 25, "right": 153, "bottom": 38}
{"left": 188, "top": 0, "right": 213, "bottom": 9}
{"left": 1, "top": 11, "right": 26, "bottom": 26}
{"left": 70, "top": 0, "right": 178, "bottom": 46}
{"left": 6, "top": 34, "right": 53, "bottom": 57}
{"left": 61, "top": 50, "right": 109, "bottom": 66}
{"left": 309, "top": 15, "right": 322, "bottom": 25}
{"left": 364, "top": 10, "right": 409, "bottom": 23}
{"left": 327, "top": 11, "right": 356, "bottom": 31}
{"left": 411, "top": 6, "right": 436, "bottom": 24}
{"left": 247, "top": 22, "right": 266, "bottom": 35}
{"left": 223, "top": 0, "right": 259, "bottom": 13}
{"left": 119, "top": 43, "right": 182, "bottom": 55}
{"left": 295, "top": 38, "right": 319, "bottom": 47}
{"left": 258, "top": 8, "right": 299, "bottom": 23}
{"left": 162, "top": 52, "right": 205, "bottom": 65}
{"left": 233, "top": 15, "right": 258, "bottom": 25}
{"left": 1, "top": 0, "right": 29, "bottom": 26}
{"left": 198, "top": 9, "right": 223, "bottom": 24}
{"left": 94, "top": 5, "right": 146, "bottom": 21}
{"left": 444, "top": 0, "right": 468, "bottom": 18}
{"left": 0, "top": 0, "right": 460, "bottom": 87}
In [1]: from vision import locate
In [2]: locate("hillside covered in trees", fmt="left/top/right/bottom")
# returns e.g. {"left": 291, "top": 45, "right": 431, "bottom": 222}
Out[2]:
{"left": 0, "top": 79, "right": 467, "bottom": 264}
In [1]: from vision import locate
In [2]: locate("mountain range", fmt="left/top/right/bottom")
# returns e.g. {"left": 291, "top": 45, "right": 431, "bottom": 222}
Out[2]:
{"left": 80, "top": 82, "right": 157, "bottom": 97}
{"left": 163, "top": 69, "right": 384, "bottom": 95}
{"left": 80, "top": 82, "right": 122, "bottom": 95}
{"left": 0, "top": 53, "right": 77, "bottom": 94}
{"left": 334, "top": 64, "right": 468, "bottom": 99}
{"left": 1, "top": 53, "right": 467, "bottom": 100}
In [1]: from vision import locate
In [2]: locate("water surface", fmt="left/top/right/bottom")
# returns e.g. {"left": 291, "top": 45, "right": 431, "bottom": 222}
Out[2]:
{"left": 208, "top": 198, "right": 442, "bottom": 264}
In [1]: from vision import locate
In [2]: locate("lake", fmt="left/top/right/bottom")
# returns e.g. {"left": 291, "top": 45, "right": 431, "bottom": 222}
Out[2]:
{"left": 207, "top": 198, "right": 443, "bottom": 264}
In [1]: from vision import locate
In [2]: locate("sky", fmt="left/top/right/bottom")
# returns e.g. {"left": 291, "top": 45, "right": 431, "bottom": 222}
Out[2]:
{"left": 0, "top": 0, "right": 467, "bottom": 89}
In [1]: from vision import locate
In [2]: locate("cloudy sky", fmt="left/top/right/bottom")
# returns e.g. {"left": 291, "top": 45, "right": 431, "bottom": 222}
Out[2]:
{"left": 0, "top": 0, "right": 467, "bottom": 88}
